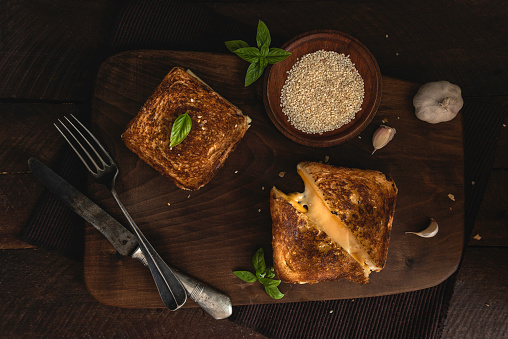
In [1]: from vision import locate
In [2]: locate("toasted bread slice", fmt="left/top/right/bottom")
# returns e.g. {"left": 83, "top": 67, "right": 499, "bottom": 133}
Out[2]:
{"left": 122, "top": 67, "right": 250, "bottom": 190}
{"left": 270, "top": 162, "right": 397, "bottom": 284}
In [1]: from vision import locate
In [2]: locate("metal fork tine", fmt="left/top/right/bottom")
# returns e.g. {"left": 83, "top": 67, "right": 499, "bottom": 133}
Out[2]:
{"left": 54, "top": 121, "right": 96, "bottom": 174}
{"left": 69, "top": 114, "right": 115, "bottom": 165}
{"left": 64, "top": 115, "right": 107, "bottom": 170}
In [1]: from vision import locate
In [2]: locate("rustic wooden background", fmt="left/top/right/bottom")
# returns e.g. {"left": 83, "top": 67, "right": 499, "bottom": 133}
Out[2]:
{"left": 1, "top": 0, "right": 506, "bottom": 337}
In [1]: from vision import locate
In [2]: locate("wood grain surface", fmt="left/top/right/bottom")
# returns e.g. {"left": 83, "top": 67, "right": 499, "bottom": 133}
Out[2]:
{"left": 85, "top": 50, "right": 464, "bottom": 308}
{"left": 0, "top": 104, "right": 79, "bottom": 249}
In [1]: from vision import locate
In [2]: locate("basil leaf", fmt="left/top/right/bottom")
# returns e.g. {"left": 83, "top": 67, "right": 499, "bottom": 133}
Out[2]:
{"left": 259, "top": 277, "right": 281, "bottom": 288}
{"left": 265, "top": 267, "right": 275, "bottom": 279}
{"left": 170, "top": 112, "right": 192, "bottom": 147}
{"left": 234, "top": 47, "right": 261, "bottom": 63}
{"left": 233, "top": 271, "right": 257, "bottom": 283}
{"left": 260, "top": 44, "right": 269, "bottom": 57}
{"left": 266, "top": 48, "right": 292, "bottom": 64}
{"left": 260, "top": 57, "right": 268, "bottom": 70}
{"left": 256, "top": 20, "right": 271, "bottom": 49}
{"left": 225, "top": 40, "right": 249, "bottom": 53}
{"left": 264, "top": 285, "right": 285, "bottom": 299}
{"left": 245, "top": 61, "right": 266, "bottom": 87}
{"left": 252, "top": 248, "right": 266, "bottom": 274}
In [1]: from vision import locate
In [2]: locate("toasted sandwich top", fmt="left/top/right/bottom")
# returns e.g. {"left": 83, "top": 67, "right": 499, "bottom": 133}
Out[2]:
{"left": 297, "top": 162, "right": 397, "bottom": 271}
{"left": 122, "top": 67, "right": 250, "bottom": 190}
{"left": 271, "top": 162, "right": 397, "bottom": 284}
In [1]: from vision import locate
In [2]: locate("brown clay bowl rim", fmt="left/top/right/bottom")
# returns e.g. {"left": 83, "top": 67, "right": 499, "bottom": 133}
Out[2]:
{"left": 263, "top": 30, "right": 382, "bottom": 147}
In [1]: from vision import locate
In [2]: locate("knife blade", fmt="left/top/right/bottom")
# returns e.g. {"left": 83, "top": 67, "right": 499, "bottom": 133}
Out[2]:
{"left": 28, "top": 157, "right": 232, "bottom": 319}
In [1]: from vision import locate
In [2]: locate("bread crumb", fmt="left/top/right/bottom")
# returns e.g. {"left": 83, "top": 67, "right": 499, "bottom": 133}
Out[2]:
{"left": 473, "top": 233, "right": 482, "bottom": 240}
{"left": 324, "top": 156, "right": 329, "bottom": 163}
{"left": 448, "top": 193, "right": 455, "bottom": 201}
{"left": 261, "top": 186, "right": 265, "bottom": 190}
{"left": 358, "top": 135, "right": 362, "bottom": 139}
{"left": 167, "top": 203, "right": 171, "bottom": 206}
{"left": 472, "top": 181, "right": 475, "bottom": 185}
{"left": 382, "top": 118, "right": 388, "bottom": 123}
{"left": 329, "top": 310, "right": 334, "bottom": 314}
{"left": 187, "top": 194, "right": 191, "bottom": 198}
{"left": 258, "top": 209, "right": 261, "bottom": 212}
{"left": 235, "top": 170, "right": 238, "bottom": 174}
{"left": 279, "top": 172, "right": 286, "bottom": 178}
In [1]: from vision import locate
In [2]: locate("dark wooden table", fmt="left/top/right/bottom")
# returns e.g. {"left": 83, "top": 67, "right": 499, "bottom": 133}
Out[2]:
{"left": 1, "top": 1, "right": 507, "bottom": 337}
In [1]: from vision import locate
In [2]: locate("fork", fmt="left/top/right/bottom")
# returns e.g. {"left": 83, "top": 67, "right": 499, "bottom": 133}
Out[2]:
{"left": 55, "top": 114, "right": 187, "bottom": 311}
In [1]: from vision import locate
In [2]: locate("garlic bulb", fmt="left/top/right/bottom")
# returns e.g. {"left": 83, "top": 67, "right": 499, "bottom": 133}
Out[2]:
{"left": 406, "top": 218, "right": 439, "bottom": 238}
{"left": 371, "top": 125, "right": 396, "bottom": 155}
{"left": 413, "top": 81, "right": 464, "bottom": 124}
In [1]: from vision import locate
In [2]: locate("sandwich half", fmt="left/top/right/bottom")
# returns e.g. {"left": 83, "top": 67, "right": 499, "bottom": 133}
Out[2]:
{"left": 270, "top": 162, "right": 397, "bottom": 284}
{"left": 122, "top": 67, "right": 251, "bottom": 190}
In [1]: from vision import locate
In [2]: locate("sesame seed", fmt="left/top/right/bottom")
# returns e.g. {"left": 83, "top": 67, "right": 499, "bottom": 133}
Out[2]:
{"left": 280, "top": 50, "right": 365, "bottom": 134}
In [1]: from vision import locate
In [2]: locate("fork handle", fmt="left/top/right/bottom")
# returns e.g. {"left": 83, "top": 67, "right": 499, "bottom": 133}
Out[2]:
{"left": 131, "top": 248, "right": 232, "bottom": 319}
{"left": 111, "top": 189, "right": 187, "bottom": 311}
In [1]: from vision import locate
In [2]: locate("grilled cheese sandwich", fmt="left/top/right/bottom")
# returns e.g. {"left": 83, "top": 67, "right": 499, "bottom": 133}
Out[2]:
{"left": 122, "top": 67, "right": 250, "bottom": 190}
{"left": 271, "top": 162, "right": 397, "bottom": 284}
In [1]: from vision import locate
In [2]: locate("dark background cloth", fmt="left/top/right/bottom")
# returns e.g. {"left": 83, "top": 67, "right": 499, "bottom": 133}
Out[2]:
{"left": 20, "top": 1, "right": 506, "bottom": 338}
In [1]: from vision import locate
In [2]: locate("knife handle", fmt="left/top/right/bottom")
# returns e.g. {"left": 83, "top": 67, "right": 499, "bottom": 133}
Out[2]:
{"left": 131, "top": 248, "right": 232, "bottom": 320}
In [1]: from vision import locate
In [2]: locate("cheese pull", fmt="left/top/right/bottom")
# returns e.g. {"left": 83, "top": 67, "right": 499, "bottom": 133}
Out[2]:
{"left": 281, "top": 168, "right": 379, "bottom": 275}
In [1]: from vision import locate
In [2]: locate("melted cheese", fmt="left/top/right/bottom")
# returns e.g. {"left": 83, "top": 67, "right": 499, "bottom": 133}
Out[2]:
{"left": 285, "top": 169, "right": 379, "bottom": 274}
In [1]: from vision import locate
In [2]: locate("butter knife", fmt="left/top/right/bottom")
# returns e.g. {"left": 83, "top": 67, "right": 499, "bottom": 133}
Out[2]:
{"left": 28, "top": 157, "right": 232, "bottom": 320}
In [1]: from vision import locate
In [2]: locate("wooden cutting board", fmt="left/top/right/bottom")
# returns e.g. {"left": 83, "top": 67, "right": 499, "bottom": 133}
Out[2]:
{"left": 85, "top": 50, "right": 464, "bottom": 308}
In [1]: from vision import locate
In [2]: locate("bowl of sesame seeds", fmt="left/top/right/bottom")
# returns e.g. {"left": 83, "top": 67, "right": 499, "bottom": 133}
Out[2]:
{"left": 263, "top": 30, "right": 382, "bottom": 147}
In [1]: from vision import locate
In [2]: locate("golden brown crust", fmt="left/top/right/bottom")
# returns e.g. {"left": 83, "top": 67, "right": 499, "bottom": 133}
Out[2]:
{"left": 270, "top": 187, "right": 368, "bottom": 284}
{"left": 297, "top": 162, "right": 397, "bottom": 271}
{"left": 122, "top": 67, "right": 250, "bottom": 190}
{"left": 271, "top": 162, "right": 397, "bottom": 285}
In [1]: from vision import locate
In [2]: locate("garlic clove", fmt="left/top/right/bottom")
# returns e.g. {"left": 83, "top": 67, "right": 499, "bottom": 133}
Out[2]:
{"left": 371, "top": 125, "right": 396, "bottom": 155}
{"left": 406, "top": 218, "right": 439, "bottom": 238}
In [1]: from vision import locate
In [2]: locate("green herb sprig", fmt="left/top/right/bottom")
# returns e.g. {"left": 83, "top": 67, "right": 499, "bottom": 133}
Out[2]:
{"left": 170, "top": 112, "right": 192, "bottom": 147}
{"left": 225, "top": 20, "right": 291, "bottom": 87}
{"left": 233, "top": 248, "right": 284, "bottom": 299}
